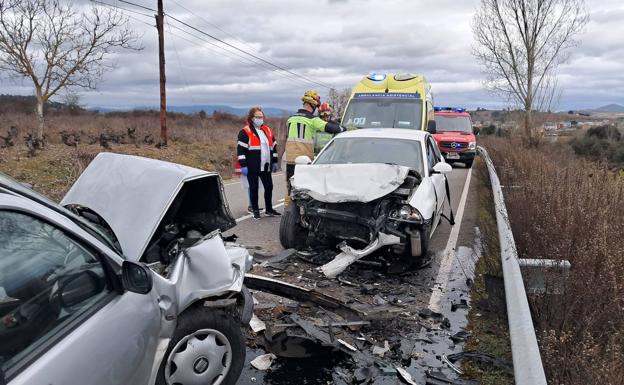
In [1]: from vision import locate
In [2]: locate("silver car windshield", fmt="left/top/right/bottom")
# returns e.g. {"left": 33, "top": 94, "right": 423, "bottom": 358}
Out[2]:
{"left": 314, "top": 137, "right": 424, "bottom": 175}
{"left": 342, "top": 97, "right": 423, "bottom": 129}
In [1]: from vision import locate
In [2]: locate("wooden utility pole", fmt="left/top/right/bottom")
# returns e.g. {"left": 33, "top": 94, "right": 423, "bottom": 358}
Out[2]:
{"left": 156, "top": 0, "right": 167, "bottom": 146}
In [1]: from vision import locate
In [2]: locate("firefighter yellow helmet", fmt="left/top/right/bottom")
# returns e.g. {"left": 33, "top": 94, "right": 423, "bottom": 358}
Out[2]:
{"left": 302, "top": 90, "right": 321, "bottom": 107}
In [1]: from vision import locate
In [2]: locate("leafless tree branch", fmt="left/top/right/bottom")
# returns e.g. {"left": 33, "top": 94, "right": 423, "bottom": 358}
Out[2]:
{"left": 472, "top": 0, "right": 588, "bottom": 143}
{"left": 0, "top": 0, "right": 140, "bottom": 147}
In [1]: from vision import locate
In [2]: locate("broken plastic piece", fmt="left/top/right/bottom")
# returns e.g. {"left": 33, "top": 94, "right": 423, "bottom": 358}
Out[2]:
{"left": 320, "top": 233, "right": 401, "bottom": 278}
{"left": 249, "top": 313, "right": 266, "bottom": 333}
{"left": 372, "top": 340, "right": 390, "bottom": 357}
{"left": 395, "top": 366, "right": 418, "bottom": 385}
{"left": 250, "top": 353, "right": 276, "bottom": 370}
{"left": 338, "top": 339, "right": 358, "bottom": 352}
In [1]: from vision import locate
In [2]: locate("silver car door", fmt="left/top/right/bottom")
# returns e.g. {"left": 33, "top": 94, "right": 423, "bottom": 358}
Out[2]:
{"left": 1, "top": 209, "right": 162, "bottom": 385}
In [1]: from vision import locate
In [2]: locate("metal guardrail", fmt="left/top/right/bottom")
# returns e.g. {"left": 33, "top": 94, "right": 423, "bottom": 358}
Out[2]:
{"left": 477, "top": 146, "right": 548, "bottom": 385}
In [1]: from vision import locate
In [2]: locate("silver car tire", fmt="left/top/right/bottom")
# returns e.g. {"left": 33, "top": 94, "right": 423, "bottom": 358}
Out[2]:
{"left": 158, "top": 308, "right": 245, "bottom": 385}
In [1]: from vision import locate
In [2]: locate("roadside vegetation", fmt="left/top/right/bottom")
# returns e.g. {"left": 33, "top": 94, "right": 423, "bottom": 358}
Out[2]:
{"left": 481, "top": 136, "right": 624, "bottom": 385}
{"left": 463, "top": 156, "right": 513, "bottom": 385}
{"left": 0, "top": 108, "right": 287, "bottom": 200}
{"left": 569, "top": 125, "right": 624, "bottom": 166}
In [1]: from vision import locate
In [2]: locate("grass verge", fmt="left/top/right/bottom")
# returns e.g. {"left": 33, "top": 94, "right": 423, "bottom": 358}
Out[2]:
{"left": 462, "top": 156, "right": 513, "bottom": 385}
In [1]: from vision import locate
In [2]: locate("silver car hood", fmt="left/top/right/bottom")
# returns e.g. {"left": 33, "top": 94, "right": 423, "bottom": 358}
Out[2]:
{"left": 61, "top": 152, "right": 235, "bottom": 261}
{"left": 292, "top": 163, "right": 410, "bottom": 203}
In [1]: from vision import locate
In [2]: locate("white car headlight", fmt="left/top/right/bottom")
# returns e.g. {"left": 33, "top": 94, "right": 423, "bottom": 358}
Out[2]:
{"left": 468, "top": 141, "right": 476, "bottom": 149}
{"left": 392, "top": 205, "right": 423, "bottom": 223}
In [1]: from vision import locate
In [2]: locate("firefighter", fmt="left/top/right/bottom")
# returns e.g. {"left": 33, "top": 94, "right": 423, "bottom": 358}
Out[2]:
{"left": 318, "top": 102, "right": 333, "bottom": 122}
{"left": 284, "top": 90, "right": 344, "bottom": 205}
{"left": 237, "top": 107, "right": 281, "bottom": 219}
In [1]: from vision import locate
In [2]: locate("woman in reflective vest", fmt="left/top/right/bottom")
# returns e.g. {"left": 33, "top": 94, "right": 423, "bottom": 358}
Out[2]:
{"left": 236, "top": 106, "right": 281, "bottom": 219}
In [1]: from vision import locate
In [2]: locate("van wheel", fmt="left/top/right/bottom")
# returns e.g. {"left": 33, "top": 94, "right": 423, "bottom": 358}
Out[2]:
{"left": 157, "top": 308, "right": 245, "bottom": 385}
{"left": 279, "top": 204, "right": 305, "bottom": 249}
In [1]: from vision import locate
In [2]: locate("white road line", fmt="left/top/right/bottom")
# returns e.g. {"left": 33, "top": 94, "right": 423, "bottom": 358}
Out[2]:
{"left": 428, "top": 169, "right": 473, "bottom": 313}
{"left": 235, "top": 202, "right": 285, "bottom": 223}
{"left": 224, "top": 172, "right": 284, "bottom": 186}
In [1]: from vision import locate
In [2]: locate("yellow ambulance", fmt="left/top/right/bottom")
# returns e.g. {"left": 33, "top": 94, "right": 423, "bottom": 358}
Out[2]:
{"left": 341, "top": 73, "right": 435, "bottom": 131}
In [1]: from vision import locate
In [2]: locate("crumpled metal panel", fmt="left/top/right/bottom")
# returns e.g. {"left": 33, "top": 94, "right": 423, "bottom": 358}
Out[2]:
{"left": 153, "top": 234, "right": 248, "bottom": 316}
{"left": 61, "top": 152, "right": 234, "bottom": 261}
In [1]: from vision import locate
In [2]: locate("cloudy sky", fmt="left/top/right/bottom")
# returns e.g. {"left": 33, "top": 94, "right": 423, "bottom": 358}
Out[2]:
{"left": 1, "top": 0, "right": 623, "bottom": 111}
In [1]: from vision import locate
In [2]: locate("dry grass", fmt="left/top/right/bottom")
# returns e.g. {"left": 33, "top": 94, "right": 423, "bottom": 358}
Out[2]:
{"left": 482, "top": 136, "right": 624, "bottom": 385}
{"left": 0, "top": 111, "right": 288, "bottom": 201}
{"left": 463, "top": 157, "right": 514, "bottom": 385}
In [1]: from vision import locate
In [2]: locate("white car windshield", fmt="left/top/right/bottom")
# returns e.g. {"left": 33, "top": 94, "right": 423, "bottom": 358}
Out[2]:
{"left": 314, "top": 137, "right": 424, "bottom": 175}
{"left": 342, "top": 97, "right": 423, "bottom": 129}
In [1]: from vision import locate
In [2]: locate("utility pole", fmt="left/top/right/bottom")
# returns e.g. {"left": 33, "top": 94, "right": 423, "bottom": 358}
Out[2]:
{"left": 155, "top": 0, "right": 167, "bottom": 146}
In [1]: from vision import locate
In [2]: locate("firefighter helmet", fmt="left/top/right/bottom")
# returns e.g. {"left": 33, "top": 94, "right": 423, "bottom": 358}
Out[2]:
{"left": 302, "top": 90, "right": 321, "bottom": 107}
{"left": 319, "top": 102, "right": 332, "bottom": 117}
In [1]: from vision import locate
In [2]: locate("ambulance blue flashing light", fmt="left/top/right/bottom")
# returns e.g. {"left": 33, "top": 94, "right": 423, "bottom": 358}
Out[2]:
{"left": 367, "top": 73, "right": 386, "bottom": 81}
{"left": 434, "top": 106, "right": 466, "bottom": 113}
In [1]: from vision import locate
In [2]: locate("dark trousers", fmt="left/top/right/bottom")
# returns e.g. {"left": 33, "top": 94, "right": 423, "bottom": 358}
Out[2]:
{"left": 248, "top": 171, "right": 273, "bottom": 212}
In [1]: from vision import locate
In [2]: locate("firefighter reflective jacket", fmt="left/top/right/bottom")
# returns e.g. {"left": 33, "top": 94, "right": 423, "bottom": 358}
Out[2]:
{"left": 237, "top": 124, "right": 278, "bottom": 173}
{"left": 285, "top": 109, "right": 342, "bottom": 163}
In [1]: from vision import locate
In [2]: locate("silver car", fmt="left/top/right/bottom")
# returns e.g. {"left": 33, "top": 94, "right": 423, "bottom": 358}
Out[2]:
{"left": 0, "top": 153, "right": 252, "bottom": 385}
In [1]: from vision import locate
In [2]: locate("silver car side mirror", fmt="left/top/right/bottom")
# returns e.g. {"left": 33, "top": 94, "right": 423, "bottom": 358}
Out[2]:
{"left": 122, "top": 261, "right": 153, "bottom": 294}
{"left": 432, "top": 162, "right": 453, "bottom": 175}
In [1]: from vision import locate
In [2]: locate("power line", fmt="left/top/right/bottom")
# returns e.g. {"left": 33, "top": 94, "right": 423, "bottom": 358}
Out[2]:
{"left": 115, "top": 0, "right": 333, "bottom": 89}
{"left": 165, "top": 22, "right": 315, "bottom": 88}
{"left": 94, "top": 0, "right": 314, "bottom": 88}
{"left": 92, "top": 1, "right": 154, "bottom": 26}
{"left": 165, "top": 13, "right": 333, "bottom": 89}
{"left": 168, "top": 0, "right": 275, "bottom": 59}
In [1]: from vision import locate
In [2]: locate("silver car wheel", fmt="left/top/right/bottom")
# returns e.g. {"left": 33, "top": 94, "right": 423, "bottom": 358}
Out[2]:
{"left": 165, "top": 328, "right": 232, "bottom": 385}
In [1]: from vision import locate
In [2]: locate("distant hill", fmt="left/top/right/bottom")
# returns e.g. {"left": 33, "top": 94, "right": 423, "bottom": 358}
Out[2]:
{"left": 94, "top": 104, "right": 291, "bottom": 117}
{"left": 0, "top": 94, "right": 81, "bottom": 114}
{"left": 591, "top": 104, "right": 624, "bottom": 113}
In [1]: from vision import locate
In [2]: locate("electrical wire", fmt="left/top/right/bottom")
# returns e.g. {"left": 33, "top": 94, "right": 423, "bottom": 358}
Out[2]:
{"left": 113, "top": 0, "right": 333, "bottom": 89}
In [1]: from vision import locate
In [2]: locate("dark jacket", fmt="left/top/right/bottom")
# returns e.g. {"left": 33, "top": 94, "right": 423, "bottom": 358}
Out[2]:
{"left": 237, "top": 123, "right": 278, "bottom": 173}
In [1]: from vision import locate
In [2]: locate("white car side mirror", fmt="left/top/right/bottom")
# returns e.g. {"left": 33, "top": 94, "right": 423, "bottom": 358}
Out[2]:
{"left": 432, "top": 162, "right": 452, "bottom": 174}
{"left": 295, "top": 155, "right": 312, "bottom": 165}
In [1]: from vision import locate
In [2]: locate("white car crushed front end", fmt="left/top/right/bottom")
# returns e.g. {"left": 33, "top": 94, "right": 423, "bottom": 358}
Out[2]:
{"left": 287, "top": 162, "right": 437, "bottom": 275}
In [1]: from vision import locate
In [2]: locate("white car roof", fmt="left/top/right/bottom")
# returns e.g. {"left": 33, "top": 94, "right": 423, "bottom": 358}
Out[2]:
{"left": 334, "top": 128, "right": 429, "bottom": 141}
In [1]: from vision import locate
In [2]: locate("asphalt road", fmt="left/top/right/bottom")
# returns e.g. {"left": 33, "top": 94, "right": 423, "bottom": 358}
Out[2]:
{"left": 224, "top": 163, "right": 481, "bottom": 385}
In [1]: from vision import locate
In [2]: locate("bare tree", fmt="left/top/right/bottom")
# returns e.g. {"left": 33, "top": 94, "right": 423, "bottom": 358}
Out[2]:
{"left": 0, "top": 0, "right": 137, "bottom": 148}
{"left": 326, "top": 87, "right": 352, "bottom": 121}
{"left": 472, "top": 0, "right": 588, "bottom": 143}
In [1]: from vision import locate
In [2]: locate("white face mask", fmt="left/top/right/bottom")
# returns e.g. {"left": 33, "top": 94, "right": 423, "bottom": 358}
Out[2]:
{"left": 253, "top": 118, "right": 263, "bottom": 127}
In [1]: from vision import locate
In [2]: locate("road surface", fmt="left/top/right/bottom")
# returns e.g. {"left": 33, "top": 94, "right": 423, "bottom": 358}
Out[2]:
{"left": 223, "top": 165, "right": 482, "bottom": 385}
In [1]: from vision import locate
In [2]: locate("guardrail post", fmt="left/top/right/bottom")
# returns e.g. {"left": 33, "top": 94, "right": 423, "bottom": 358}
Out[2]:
{"left": 477, "top": 146, "right": 548, "bottom": 385}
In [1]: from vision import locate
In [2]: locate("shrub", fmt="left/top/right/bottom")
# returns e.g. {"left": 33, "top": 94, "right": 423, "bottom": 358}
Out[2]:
{"left": 482, "top": 137, "right": 624, "bottom": 385}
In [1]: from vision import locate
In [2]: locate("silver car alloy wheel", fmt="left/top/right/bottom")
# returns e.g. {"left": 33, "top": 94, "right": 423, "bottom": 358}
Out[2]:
{"left": 165, "top": 329, "right": 232, "bottom": 385}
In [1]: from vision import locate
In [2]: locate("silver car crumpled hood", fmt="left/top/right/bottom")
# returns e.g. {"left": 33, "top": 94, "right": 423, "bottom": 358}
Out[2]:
{"left": 292, "top": 163, "right": 411, "bottom": 203}
{"left": 61, "top": 152, "right": 236, "bottom": 261}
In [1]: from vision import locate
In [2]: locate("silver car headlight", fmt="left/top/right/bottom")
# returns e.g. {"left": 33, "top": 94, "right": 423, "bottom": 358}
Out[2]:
{"left": 468, "top": 141, "right": 476, "bottom": 150}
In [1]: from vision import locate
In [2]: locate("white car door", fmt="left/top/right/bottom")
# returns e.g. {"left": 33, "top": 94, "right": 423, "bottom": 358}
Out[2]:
{"left": 0, "top": 208, "right": 162, "bottom": 385}
{"left": 425, "top": 136, "right": 447, "bottom": 217}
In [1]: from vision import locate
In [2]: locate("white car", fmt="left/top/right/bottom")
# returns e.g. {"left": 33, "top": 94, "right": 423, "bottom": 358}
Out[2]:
{"left": 279, "top": 129, "right": 452, "bottom": 273}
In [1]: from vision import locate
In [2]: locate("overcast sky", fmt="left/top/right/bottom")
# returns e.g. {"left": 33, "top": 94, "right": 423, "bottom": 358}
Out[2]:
{"left": 1, "top": 0, "right": 623, "bottom": 111}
